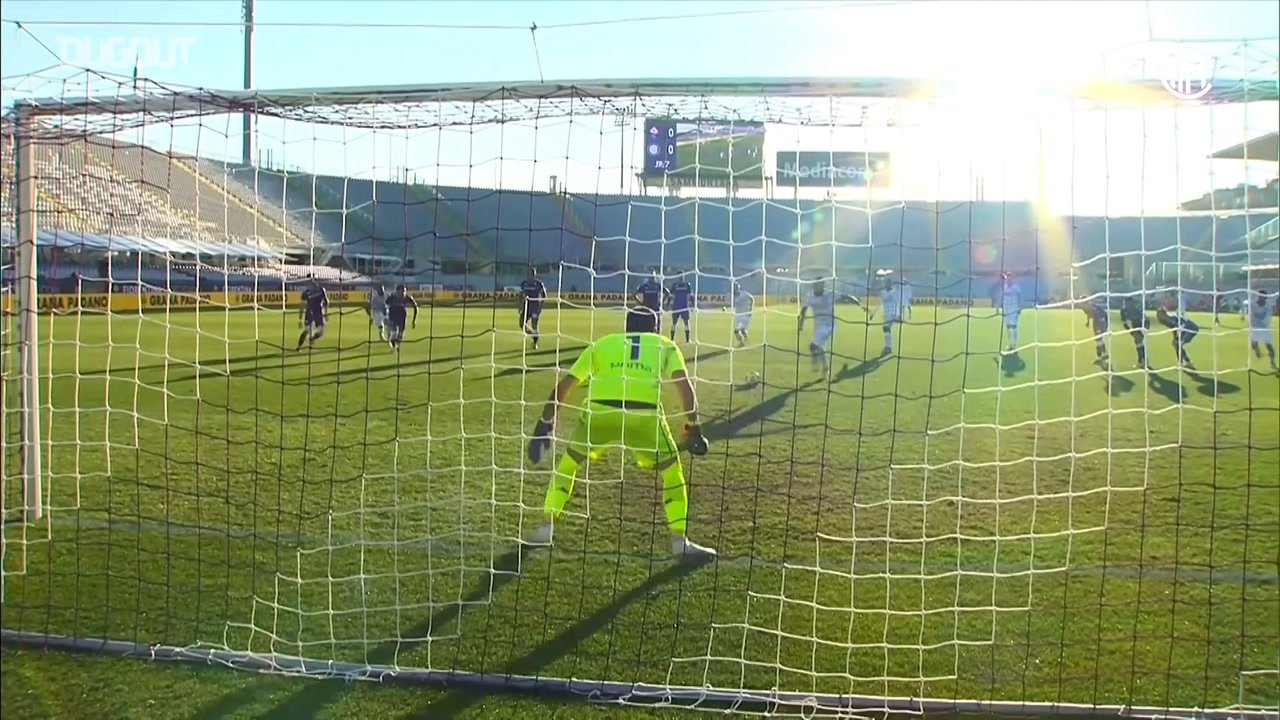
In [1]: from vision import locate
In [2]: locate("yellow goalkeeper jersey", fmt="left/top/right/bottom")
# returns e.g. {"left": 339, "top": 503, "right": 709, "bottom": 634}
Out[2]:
{"left": 567, "top": 331, "right": 687, "bottom": 407}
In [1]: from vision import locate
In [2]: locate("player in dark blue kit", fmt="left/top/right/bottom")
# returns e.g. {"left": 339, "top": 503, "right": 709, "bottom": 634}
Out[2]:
{"left": 386, "top": 285, "right": 419, "bottom": 350}
{"left": 296, "top": 277, "right": 328, "bottom": 351}
{"left": 1120, "top": 297, "right": 1152, "bottom": 370}
{"left": 1078, "top": 296, "right": 1110, "bottom": 367}
{"left": 1156, "top": 307, "right": 1198, "bottom": 370}
{"left": 633, "top": 273, "right": 669, "bottom": 327}
{"left": 667, "top": 277, "right": 694, "bottom": 343}
{"left": 519, "top": 268, "right": 548, "bottom": 349}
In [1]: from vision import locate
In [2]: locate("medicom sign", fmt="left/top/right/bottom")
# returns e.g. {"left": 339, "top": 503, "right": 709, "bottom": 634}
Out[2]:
{"left": 775, "top": 151, "right": 892, "bottom": 188}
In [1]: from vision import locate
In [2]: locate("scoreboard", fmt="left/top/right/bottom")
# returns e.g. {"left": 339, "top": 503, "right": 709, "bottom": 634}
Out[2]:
{"left": 643, "top": 118, "right": 766, "bottom": 186}
{"left": 644, "top": 119, "right": 679, "bottom": 175}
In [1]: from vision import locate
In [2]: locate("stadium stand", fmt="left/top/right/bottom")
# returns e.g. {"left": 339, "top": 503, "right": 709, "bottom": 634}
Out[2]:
{"left": 0, "top": 125, "right": 381, "bottom": 292}
{"left": 3, "top": 131, "right": 1277, "bottom": 299}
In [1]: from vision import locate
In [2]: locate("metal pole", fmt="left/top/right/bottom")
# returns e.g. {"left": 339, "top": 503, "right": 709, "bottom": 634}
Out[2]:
{"left": 242, "top": 0, "right": 255, "bottom": 166}
{"left": 614, "top": 110, "right": 632, "bottom": 194}
{"left": 14, "top": 109, "right": 43, "bottom": 522}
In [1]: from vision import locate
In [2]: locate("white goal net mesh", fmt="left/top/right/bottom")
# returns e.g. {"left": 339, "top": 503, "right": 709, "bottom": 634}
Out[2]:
{"left": 2, "top": 45, "right": 1278, "bottom": 717}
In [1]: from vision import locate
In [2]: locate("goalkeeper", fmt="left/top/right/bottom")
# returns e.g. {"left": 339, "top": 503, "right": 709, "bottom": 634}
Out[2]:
{"left": 525, "top": 306, "right": 716, "bottom": 561}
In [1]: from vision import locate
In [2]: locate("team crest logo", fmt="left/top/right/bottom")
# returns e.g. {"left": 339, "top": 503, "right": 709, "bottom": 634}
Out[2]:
{"left": 1160, "top": 45, "right": 1216, "bottom": 101}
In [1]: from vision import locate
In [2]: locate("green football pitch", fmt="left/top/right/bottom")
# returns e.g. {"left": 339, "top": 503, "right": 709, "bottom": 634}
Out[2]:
{"left": 2, "top": 305, "right": 1277, "bottom": 720}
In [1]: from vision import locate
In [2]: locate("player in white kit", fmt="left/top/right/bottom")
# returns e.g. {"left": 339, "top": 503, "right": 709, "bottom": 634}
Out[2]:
{"left": 368, "top": 285, "right": 389, "bottom": 341}
{"left": 731, "top": 282, "right": 754, "bottom": 348}
{"left": 797, "top": 279, "right": 836, "bottom": 376}
{"left": 1247, "top": 289, "right": 1278, "bottom": 370}
{"left": 997, "top": 274, "right": 1023, "bottom": 352}
{"left": 877, "top": 276, "right": 912, "bottom": 355}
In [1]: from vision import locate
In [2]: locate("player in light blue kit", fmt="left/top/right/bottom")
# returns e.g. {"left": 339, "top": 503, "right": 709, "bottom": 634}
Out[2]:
{"left": 1247, "top": 289, "right": 1278, "bottom": 370}
{"left": 368, "top": 285, "right": 389, "bottom": 341}
{"left": 667, "top": 276, "right": 694, "bottom": 343}
{"left": 797, "top": 279, "right": 835, "bottom": 377}
{"left": 994, "top": 273, "right": 1024, "bottom": 353}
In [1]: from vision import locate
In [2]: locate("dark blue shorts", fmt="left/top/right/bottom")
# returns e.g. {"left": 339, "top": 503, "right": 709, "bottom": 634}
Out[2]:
{"left": 671, "top": 308, "right": 690, "bottom": 323}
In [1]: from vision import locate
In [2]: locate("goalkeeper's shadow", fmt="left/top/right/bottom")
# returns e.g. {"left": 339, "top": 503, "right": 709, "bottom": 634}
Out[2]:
{"left": 193, "top": 546, "right": 535, "bottom": 720}
{"left": 408, "top": 560, "right": 703, "bottom": 720}
{"left": 199, "top": 547, "right": 702, "bottom": 720}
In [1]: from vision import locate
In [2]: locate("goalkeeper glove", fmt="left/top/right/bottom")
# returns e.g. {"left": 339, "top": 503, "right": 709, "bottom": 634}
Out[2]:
{"left": 527, "top": 417, "right": 555, "bottom": 464}
{"left": 684, "top": 424, "right": 709, "bottom": 456}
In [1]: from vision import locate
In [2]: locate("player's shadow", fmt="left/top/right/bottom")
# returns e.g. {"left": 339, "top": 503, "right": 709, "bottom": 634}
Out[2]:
{"left": 997, "top": 351, "right": 1027, "bottom": 377}
{"left": 191, "top": 547, "right": 534, "bottom": 720}
{"left": 409, "top": 561, "right": 700, "bottom": 720}
{"left": 168, "top": 344, "right": 580, "bottom": 386}
{"left": 690, "top": 347, "right": 732, "bottom": 364}
{"left": 84, "top": 347, "right": 297, "bottom": 380}
{"left": 830, "top": 354, "right": 889, "bottom": 382}
{"left": 1147, "top": 372, "right": 1188, "bottom": 404}
{"left": 196, "top": 548, "right": 700, "bottom": 720}
{"left": 491, "top": 353, "right": 578, "bottom": 379}
{"left": 1107, "top": 373, "right": 1137, "bottom": 397}
{"left": 704, "top": 377, "right": 827, "bottom": 442}
{"left": 1186, "top": 370, "right": 1241, "bottom": 397}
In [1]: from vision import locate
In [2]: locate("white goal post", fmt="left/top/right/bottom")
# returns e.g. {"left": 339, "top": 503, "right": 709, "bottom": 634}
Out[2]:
{"left": 2, "top": 69, "right": 1279, "bottom": 719}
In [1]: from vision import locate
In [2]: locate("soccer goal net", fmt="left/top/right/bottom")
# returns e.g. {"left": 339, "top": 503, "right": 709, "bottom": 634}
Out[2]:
{"left": 2, "top": 55, "right": 1278, "bottom": 717}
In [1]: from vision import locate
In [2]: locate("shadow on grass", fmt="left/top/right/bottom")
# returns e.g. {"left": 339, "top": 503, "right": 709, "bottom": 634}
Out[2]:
{"left": 1147, "top": 372, "right": 1188, "bottom": 404}
{"left": 1107, "top": 373, "right": 1136, "bottom": 397}
{"left": 188, "top": 549, "right": 701, "bottom": 720}
{"left": 408, "top": 561, "right": 701, "bottom": 720}
{"left": 690, "top": 347, "right": 732, "bottom": 365}
{"left": 166, "top": 344, "right": 582, "bottom": 386}
{"left": 1186, "top": 370, "right": 1241, "bottom": 397}
{"left": 704, "top": 376, "right": 827, "bottom": 442}
{"left": 189, "top": 547, "right": 532, "bottom": 720}
{"left": 997, "top": 351, "right": 1027, "bottom": 377}
{"left": 492, "top": 353, "right": 578, "bottom": 379}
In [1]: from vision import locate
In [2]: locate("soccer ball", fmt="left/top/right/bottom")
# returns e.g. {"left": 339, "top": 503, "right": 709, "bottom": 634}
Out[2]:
{"left": 746, "top": 371, "right": 762, "bottom": 384}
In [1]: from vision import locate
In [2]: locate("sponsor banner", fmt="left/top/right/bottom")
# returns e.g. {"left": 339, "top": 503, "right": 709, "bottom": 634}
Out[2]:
{"left": 4, "top": 290, "right": 882, "bottom": 314}
{"left": 775, "top": 151, "right": 891, "bottom": 188}
{"left": 1, "top": 290, "right": 372, "bottom": 314}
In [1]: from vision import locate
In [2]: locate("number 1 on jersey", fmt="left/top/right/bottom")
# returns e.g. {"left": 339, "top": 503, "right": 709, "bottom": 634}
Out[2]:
{"left": 628, "top": 335, "right": 641, "bottom": 360}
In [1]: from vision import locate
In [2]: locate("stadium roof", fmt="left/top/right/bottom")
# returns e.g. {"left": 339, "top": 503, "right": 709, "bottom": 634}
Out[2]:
{"left": 0, "top": 227, "right": 283, "bottom": 259}
{"left": 1240, "top": 217, "right": 1279, "bottom": 250}
{"left": 1210, "top": 132, "right": 1280, "bottom": 162}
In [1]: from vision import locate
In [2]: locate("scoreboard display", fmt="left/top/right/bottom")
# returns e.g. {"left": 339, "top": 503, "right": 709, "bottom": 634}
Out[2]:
{"left": 643, "top": 118, "right": 765, "bottom": 185}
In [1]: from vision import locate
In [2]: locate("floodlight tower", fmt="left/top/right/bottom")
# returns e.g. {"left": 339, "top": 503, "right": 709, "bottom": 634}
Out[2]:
{"left": 242, "top": 0, "right": 255, "bottom": 166}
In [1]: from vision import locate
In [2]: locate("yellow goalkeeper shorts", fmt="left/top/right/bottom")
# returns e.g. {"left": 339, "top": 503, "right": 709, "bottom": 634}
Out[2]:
{"left": 567, "top": 401, "right": 679, "bottom": 469}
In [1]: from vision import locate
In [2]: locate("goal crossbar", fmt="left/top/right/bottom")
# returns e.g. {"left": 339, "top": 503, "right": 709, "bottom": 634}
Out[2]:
{"left": 11, "top": 75, "right": 1280, "bottom": 120}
